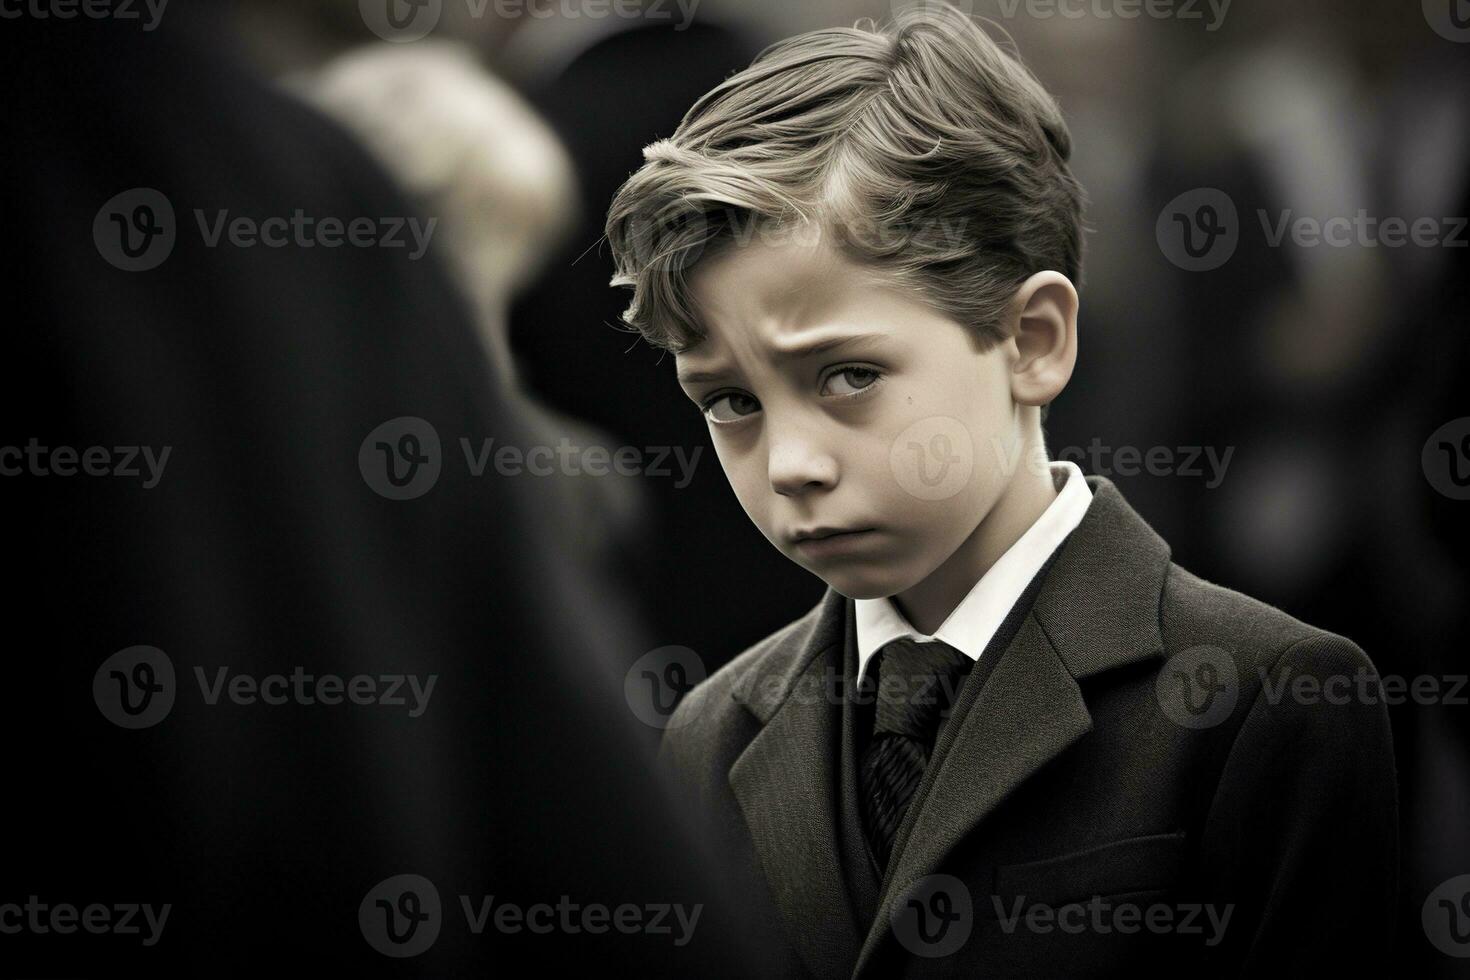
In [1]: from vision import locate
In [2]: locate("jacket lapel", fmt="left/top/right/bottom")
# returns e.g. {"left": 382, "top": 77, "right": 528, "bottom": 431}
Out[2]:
{"left": 728, "top": 586, "right": 863, "bottom": 979}
{"left": 853, "top": 476, "right": 1174, "bottom": 976}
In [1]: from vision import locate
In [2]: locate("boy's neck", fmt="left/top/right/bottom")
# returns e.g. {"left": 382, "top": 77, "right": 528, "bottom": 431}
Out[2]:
{"left": 891, "top": 445, "right": 1058, "bottom": 636}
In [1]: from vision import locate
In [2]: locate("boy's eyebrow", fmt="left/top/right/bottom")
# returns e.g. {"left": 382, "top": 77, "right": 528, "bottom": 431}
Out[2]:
{"left": 675, "top": 331, "right": 889, "bottom": 386}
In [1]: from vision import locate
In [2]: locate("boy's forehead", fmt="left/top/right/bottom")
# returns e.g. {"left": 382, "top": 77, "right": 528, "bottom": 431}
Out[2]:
{"left": 683, "top": 233, "right": 891, "bottom": 359}
{"left": 690, "top": 234, "right": 838, "bottom": 318}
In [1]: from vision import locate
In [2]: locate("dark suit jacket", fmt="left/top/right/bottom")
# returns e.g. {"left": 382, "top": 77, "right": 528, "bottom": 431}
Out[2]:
{"left": 660, "top": 475, "right": 1399, "bottom": 978}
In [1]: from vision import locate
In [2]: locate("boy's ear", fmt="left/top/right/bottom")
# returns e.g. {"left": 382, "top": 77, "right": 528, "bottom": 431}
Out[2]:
{"left": 1004, "top": 271, "right": 1078, "bottom": 407}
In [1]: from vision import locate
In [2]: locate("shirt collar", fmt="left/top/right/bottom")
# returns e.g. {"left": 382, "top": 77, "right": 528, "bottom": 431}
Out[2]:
{"left": 854, "top": 460, "right": 1093, "bottom": 682}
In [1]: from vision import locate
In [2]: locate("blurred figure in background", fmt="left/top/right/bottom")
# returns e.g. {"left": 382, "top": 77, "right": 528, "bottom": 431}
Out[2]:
{"left": 237, "top": 0, "right": 814, "bottom": 717}
{"left": 2, "top": 4, "right": 760, "bottom": 974}
{"left": 298, "top": 40, "right": 576, "bottom": 388}
{"left": 297, "top": 40, "right": 649, "bottom": 592}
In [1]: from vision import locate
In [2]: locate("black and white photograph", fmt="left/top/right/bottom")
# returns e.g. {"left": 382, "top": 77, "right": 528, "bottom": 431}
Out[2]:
{"left": 4, "top": 0, "right": 1468, "bottom": 975}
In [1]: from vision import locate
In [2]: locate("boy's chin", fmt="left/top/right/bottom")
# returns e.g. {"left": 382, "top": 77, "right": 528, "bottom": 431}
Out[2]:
{"left": 813, "top": 568, "right": 914, "bottom": 601}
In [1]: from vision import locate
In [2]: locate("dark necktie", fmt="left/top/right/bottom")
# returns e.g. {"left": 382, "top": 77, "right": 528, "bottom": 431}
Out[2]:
{"left": 859, "top": 637, "right": 972, "bottom": 873}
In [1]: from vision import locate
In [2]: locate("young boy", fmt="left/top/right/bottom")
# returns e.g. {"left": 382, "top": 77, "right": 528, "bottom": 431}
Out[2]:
{"left": 604, "top": 5, "right": 1398, "bottom": 977}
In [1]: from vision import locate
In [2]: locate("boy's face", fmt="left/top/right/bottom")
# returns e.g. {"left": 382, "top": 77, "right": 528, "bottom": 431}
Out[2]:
{"left": 677, "top": 231, "right": 1031, "bottom": 600}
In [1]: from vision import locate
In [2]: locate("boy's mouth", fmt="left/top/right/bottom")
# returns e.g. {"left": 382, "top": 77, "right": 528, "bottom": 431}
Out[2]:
{"left": 789, "top": 524, "right": 874, "bottom": 542}
{"left": 789, "top": 526, "right": 879, "bottom": 560}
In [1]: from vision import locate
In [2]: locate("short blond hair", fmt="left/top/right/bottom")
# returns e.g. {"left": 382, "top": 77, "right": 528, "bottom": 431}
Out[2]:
{"left": 303, "top": 41, "right": 578, "bottom": 311}
{"left": 605, "top": 2, "right": 1085, "bottom": 352}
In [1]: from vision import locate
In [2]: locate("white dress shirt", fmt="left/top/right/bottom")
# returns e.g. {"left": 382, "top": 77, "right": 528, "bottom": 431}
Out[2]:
{"left": 854, "top": 460, "right": 1093, "bottom": 683}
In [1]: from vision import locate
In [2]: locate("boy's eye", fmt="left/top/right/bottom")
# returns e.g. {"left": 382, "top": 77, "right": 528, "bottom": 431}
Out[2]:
{"left": 703, "top": 392, "right": 761, "bottom": 424}
{"left": 820, "top": 366, "right": 881, "bottom": 396}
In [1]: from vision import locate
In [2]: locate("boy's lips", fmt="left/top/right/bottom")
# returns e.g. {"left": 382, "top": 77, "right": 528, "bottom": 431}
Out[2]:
{"left": 788, "top": 524, "right": 875, "bottom": 542}
{"left": 789, "top": 526, "right": 880, "bottom": 559}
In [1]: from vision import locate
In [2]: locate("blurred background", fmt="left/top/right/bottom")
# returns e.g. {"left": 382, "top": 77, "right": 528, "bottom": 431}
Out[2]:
{"left": 4, "top": 0, "right": 1467, "bottom": 974}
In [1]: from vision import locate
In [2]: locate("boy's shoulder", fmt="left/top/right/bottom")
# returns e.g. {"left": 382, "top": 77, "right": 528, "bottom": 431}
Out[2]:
{"left": 1159, "top": 558, "right": 1379, "bottom": 705}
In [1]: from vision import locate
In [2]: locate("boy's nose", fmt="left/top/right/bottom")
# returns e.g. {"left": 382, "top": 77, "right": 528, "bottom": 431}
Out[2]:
{"left": 768, "top": 429, "right": 838, "bottom": 496}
